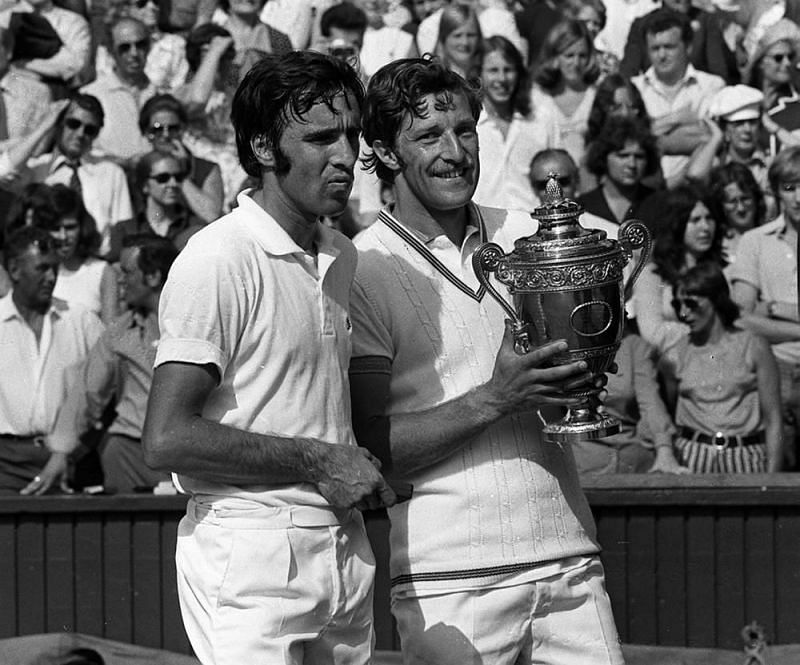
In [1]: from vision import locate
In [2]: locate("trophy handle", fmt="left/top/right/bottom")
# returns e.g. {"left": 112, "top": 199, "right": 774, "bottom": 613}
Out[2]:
{"left": 618, "top": 219, "right": 652, "bottom": 301}
{"left": 472, "top": 242, "right": 530, "bottom": 354}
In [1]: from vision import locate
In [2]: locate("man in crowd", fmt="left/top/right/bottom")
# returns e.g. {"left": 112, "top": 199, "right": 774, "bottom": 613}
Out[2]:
{"left": 731, "top": 146, "right": 800, "bottom": 471}
{"left": 350, "top": 57, "right": 623, "bottom": 664}
{"left": 82, "top": 17, "right": 155, "bottom": 162}
{"left": 50, "top": 235, "right": 178, "bottom": 493}
{"left": 0, "top": 226, "right": 102, "bottom": 495}
{"left": 15, "top": 94, "right": 134, "bottom": 258}
{"left": 632, "top": 8, "right": 725, "bottom": 186}
{"left": 142, "top": 51, "right": 395, "bottom": 664}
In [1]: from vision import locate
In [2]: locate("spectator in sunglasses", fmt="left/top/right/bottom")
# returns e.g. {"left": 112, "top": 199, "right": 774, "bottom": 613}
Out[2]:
{"left": 110, "top": 150, "right": 203, "bottom": 254}
{"left": 660, "top": 262, "right": 783, "bottom": 472}
{"left": 631, "top": 184, "right": 728, "bottom": 353}
{"left": 81, "top": 17, "right": 157, "bottom": 162}
{"left": 137, "top": 94, "right": 223, "bottom": 223}
{"left": 579, "top": 115, "right": 659, "bottom": 226}
{"left": 9, "top": 94, "right": 134, "bottom": 259}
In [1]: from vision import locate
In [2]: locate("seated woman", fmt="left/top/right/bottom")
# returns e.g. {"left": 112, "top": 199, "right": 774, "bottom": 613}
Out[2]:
{"left": 472, "top": 35, "right": 551, "bottom": 212}
{"left": 571, "top": 326, "right": 687, "bottom": 476}
{"left": 138, "top": 94, "right": 224, "bottom": 224}
{"left": 631, "top": 184, "right": 728, "bottom": 354}
{"left": 661, "top": 263, "right": 783, "bottom": 473}
{"left": 708, "top": 162, "right": 767, "bottom": 268}
{"left": 578, "top": 116, "right": 659, "bottom": 226}
{"left": 110, "top": 151, "right": 203, "bottom": 256}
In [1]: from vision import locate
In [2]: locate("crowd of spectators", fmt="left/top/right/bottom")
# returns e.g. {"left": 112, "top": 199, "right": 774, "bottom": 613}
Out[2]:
{"left": 2, "top": 0, "right": 800, "bottom": 495}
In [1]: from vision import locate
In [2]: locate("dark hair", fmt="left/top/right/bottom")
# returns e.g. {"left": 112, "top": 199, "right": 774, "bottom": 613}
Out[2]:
{"left": 652, "top": 184, "right": 727, "bottom": 282}
{"left": 708, "top": 162, "right": 766, "bottom": 230}
{"left": 480, "top": 35, "right": 530, "bottom": 117}
{"left": 768, "top": 145, "right": 800, "bottom": 197}
{"left": 585, "top": 72, "right": 649, "bottom": 143}
{"left": 185, "top": 23, "right": 234, "bottom": 73}
{"left": 675, "top": 262, "right": 740, "bottom": 328}
{"left": 138, "top": 93, "right": 188, "bottom": 134}
{"left": 533, "top": 19, "right": 599, "bottom": 92}
{"left": 63, "top": 93, "right": 105, "bottom": 128}
{"left": 231, "top": 50, "right": 365, "bottom": 178}
{"left": 529, "top": 148, "right": 577, "bottom": 179}
{"left": 4, "top": 225, "right": 55, "bottom": 269}
{"left": 362, "top": 56, "right": 482, "bottom": 183}
{"left": 320, "top": 1, "right": 368, "bottom": 37}
{"left": 642, "top": 8, "right": 693, "bottom": 45}
{"left": 584, "top": 116, "right": 659, "bottom": 178}
{"left": 122, "top": 233, "right": 179, "bottom": 286}
{"left": 135, "top": 151, "right": 187, "bottom": 194}
{"left": 437, "top": 3, "right": 483, "bottom": 80}
{"left": 45, "top": 184, "right": 102, "bottom": 259}
{"left": 4, "top": 183, "right": 61, "bottom": 242}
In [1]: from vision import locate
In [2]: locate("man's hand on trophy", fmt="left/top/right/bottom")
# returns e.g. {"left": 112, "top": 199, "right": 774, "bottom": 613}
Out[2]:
{"left": 485, "top": 321, "right": 594, "bottom": 412}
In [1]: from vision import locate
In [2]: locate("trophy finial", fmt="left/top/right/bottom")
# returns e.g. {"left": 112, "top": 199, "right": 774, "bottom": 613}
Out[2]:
{"left": 544, "top": 172, "right": 564, "bottom": 206}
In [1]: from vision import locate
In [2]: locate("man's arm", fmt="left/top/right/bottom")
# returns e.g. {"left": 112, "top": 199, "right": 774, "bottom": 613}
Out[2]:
{"left": 733, "top": 280, "right": 800, "bottom": 344}
{"left": 142, "top": 361, "right": 396, "bottom": 510}
{"left": 350, "top": 323, "right": 594, "bottom": 478}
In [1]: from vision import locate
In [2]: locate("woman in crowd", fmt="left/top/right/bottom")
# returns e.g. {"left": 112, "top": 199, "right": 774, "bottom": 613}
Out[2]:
{"left": 138, "top": 94, "right": 223, "bottom": 223}
{"left": 174, "top": 24, "right": 245, "bottom": 206}
{"left": 661, "top": 263, "right": 783, "bottom": 473}
{"left": 435, "top": 3, "right": 482, "bottom": 79}
{"left": 562, "top": 0, "right": 618, "bottom": 78}
{"left": 708, "top": 162, "right": 767, "bottom": 266}
{"left": 578, "top": 116, "right": 659, "bottom": 226}
{"left": 745, "top": 19, "right": 800, "bottom": 151}
{"left": 531, "top": 19, "right": 599, "bottom": 177}
{"left": 214, "top": 0, "right": 292, "bottom": 71}
{"left": 632, "top": 184, "right": 728, "bottom": 353}
{"left": 111, "top": 151, "right": 203, "bottom": 255}
{"left": 472, "top": 35, "right": 551, "bottom": 211}
{"left": 585, "top": 73, "right": 650, "bottom": 145}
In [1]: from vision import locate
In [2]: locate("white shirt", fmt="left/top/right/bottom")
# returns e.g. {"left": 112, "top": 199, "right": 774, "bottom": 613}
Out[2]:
{"left": 21, "top": 152, "right": 134, "bottom": 256}
{"left": 633, "top": 64, "right": 725, "bottom": 182}
{"left": 595, "top": 0, "right": 660, "bottom": 59}
{"left": 0, "top": 294, "right": 102, "bottom": 439}
{"left": 155, "top": 191, "right": 358, "bottom": 506}
{"left": 473, "top": 109, "right": 552, "bottom": 212}
{"left": 259, "top": 0, "right": 336, "bottom": 49}
{"left": 360, "top": 26, "right": 415, "bottom": 79}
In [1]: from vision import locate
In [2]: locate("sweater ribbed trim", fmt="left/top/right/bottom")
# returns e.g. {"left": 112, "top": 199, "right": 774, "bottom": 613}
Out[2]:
{"left": 391, "top": 560, "right": 551, "bottom": 587}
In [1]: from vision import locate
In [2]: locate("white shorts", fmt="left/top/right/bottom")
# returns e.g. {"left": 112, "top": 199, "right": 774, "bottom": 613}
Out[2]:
{"left": 176, "top": 497, "right": 376, "bottom": 665}
{"left": 391, "top": 555, "right": 624, "bottom": 665}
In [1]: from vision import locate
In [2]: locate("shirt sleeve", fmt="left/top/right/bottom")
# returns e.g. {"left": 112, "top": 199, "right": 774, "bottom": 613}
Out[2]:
{"left": 350, "top": 273, "right": 393, "bottom": 361}
{"left": 727, "top": 229, "right": 761, "bottom": 291}
{"left": 630, "top": 334, "right": 676, "bottom": 448}
{"left": 108, "top": 164, "right": 134, "bottom": 224}
{"left": 632, "top": 263, "right": 688, "bottom": 353}
{"left": 24, "top": 10, "right": 91, "bottom": 80}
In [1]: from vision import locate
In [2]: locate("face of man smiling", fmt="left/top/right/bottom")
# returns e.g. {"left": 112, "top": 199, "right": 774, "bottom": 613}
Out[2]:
{"left": 387, "top": 90, "right": 479, "bottom": 213}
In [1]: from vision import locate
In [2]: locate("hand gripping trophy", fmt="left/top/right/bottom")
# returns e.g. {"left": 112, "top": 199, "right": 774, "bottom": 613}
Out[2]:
{"left": 473, "top": 173, "right": 652, "bottom": 442}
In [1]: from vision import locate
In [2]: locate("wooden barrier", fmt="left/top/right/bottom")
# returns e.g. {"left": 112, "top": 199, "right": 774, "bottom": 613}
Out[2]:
{"left": 1, "top": 474, "right": 799, "bottom": 655}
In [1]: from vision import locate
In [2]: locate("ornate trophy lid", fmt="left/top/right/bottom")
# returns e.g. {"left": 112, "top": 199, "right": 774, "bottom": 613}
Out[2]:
{"left": 515, "top": 172, "right": 612, "bottom": 257}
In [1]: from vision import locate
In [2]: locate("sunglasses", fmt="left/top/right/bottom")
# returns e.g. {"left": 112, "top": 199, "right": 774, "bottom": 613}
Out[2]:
{"left": 670, "top": 296, "right": 702, "bottom": 312}
{"left": 64, "top": 117, "right": 100, "bottom": 138}
{"left": 115, "top": 38, "right": 149, "bottom": 55}
{"left": 769, "top": 52, "right": 795, "bottom": 64}
{"left": 149, "top": 172, "right": 185, "bottom": 184}
{"left": 532, "top": 175, "right": 573, "bottom": 191}
{"left": 147, "top": 122, "right": 182, "bottom": 137}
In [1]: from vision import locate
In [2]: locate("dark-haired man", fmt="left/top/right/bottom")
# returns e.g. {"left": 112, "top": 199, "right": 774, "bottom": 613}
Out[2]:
{"left": 0, "top": 226, "right": 102, "bottom": 495}
{"left": 51, "top": 235, "right": 179, "bottom": 493}
{"left": 142, "top": 51, "right": 395, "bottom": 665}
{"left": 351, "top": 57, "right": 623, "bottom": 664}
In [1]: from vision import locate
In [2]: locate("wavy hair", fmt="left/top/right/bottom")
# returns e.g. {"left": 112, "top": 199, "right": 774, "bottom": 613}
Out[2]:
{"left": 584, "top": 116, "right": 659, "bottom": 179}
{"left": 675, "top": 261, "right": 740, "bottom": 329}
{"left": 708, "top": 162, "right": 766, "bottom": 231}
{"left": 585, "top": 73, "right": 649, "bottom": 143}
{"left": 533, "top": 19, "right": 599, "bottom": 92}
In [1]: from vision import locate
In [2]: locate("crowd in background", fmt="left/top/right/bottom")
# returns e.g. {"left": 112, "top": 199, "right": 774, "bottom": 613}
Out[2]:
{"left": 2, "top": 0, "right": 800, "bottom": 495}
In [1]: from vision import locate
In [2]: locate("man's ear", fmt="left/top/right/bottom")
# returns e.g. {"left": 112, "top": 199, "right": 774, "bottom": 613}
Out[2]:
{"left": 6, "top": 257, "right": 19, "bottom": 283}
{"left": 372, "top": 139, "right": 402, "bottom": 173}
{"left": 251, "top": 134, "right": 276, "bottom": 169}
{"left": 144, "top": 270, "right": 162, "bottom": 289}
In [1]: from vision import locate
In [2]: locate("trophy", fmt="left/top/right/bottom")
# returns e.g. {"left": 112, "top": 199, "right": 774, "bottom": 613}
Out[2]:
{"left": 473, "top": 174, "right": 651, "bottom": 442}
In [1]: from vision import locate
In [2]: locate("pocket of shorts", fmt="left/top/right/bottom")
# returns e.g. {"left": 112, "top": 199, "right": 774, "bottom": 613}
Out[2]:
{"left": 217, "top": 527, "right": 292, "bottom": 608}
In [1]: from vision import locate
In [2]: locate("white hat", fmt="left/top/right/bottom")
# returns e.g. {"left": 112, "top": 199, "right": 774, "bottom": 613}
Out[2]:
{"left": 709, "top": 85, "right": 764, "bottom": 121}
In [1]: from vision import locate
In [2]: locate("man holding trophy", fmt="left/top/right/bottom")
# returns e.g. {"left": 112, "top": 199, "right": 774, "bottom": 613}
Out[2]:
{"left": 349, "top": 57, "right": 625, "bottom": 665}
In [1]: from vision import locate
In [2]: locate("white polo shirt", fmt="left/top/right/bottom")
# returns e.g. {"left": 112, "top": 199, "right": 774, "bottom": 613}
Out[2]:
{"left": 155, "top": 191, "right": 358, "bottom": 506}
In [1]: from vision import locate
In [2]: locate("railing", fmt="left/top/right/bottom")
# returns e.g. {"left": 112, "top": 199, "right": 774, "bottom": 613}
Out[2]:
{"left": 1, "top": 474, "right": 799, "bottom": 654}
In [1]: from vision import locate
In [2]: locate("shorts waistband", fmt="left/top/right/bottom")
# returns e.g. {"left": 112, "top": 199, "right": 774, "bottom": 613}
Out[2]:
{"left": 186, "top": 497, "right": 355, "bottom": 529}
{"left": 679, "top": 426, "right": 763, "bottom": 448}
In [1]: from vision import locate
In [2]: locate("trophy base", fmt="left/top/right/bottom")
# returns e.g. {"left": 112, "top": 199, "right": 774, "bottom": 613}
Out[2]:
{"left": 540, "top": 408, "right": 621, "bottom": 444}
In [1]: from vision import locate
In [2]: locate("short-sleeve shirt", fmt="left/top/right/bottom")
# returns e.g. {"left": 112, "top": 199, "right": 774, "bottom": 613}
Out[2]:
{"left": 155, "top": 191, "right": 358, "bottom": 506}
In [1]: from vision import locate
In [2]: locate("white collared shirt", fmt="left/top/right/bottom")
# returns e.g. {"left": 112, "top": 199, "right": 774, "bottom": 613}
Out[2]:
{"left": 155, "top": 191, "right": 358, "bottom": 505}
{"left": 0, "top": 294, "right": 102, "bottom": 437}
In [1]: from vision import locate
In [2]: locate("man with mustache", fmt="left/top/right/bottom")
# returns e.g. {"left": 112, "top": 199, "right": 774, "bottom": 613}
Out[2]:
{"left": 142, "top": 51, "right": 396, "bottom": 665}
{"left": 350, "top": 57, "right": 624, "bottom": 665}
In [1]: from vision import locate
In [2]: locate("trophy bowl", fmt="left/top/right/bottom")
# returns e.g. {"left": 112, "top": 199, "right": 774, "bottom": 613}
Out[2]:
{"left": 473, "top": 174, "right": 651, "bottom": 443}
